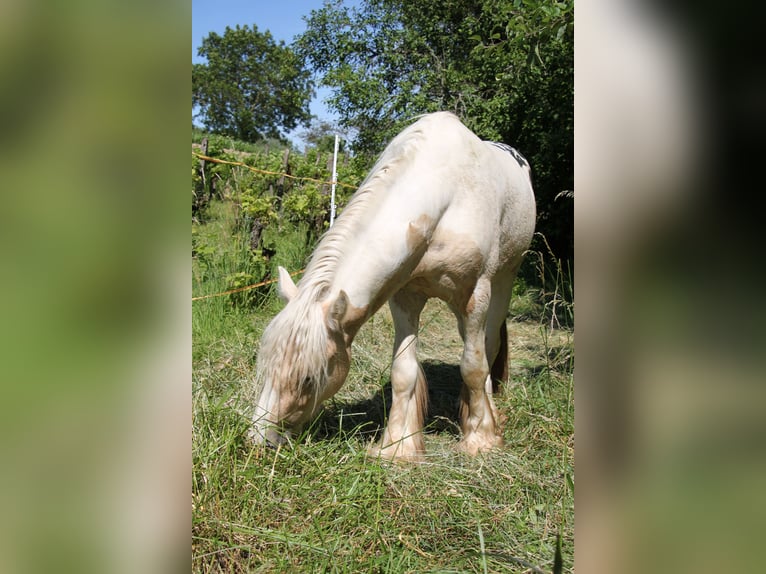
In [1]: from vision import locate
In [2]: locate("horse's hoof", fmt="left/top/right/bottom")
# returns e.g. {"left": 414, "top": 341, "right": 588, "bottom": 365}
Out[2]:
{"left": 367, "top": 442, "right": 424, "bottom": 463}
{"left": 454, "top": 434, "right": 503, "bottom": 456}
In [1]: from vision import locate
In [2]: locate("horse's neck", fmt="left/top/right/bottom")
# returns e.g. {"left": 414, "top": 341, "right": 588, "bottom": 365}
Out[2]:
{"left": 330, "top": 218, "right": 431, "bottom": 330}
{"left": 333, "top": 258, "right": 401, "bottom": 325}
{"left": 316, "top": 157, "right": 447, "bottom": 334}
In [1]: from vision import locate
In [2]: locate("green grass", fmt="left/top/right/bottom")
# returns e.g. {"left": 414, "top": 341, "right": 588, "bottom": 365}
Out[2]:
{"left": 193, "top": 198, "right": 574, "bottom": 573}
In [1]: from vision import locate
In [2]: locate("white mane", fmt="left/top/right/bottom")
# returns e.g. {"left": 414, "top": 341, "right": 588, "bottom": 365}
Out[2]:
{"left": 297, "top": 114, "right": 432, "bottom": 298}
{"left": 254, "top": 295, "right": 329, "bottom": 400}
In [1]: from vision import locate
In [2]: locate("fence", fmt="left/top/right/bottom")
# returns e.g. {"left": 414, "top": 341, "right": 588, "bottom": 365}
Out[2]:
{"left": 192, "top": 138, "right": 359, "bottom": 302}
{"left": 191, "top": 268, "right": 305, "bottom": 301}
{"left": 191, "top": 152, "right": 358, "bottom": 191}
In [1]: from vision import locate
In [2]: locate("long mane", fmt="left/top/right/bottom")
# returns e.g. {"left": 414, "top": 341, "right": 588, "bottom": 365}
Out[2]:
{"left": 298, "top": 114, "right": 432, "bottom": 296}
{"left": 254, "top": 296, "right": 329, "bottom": 403}
{"left": 253, "top": 114, "right": 435, "bottom": 399}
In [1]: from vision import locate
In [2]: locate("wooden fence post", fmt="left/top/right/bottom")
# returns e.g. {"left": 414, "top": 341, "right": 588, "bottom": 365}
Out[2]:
{"left": 201, "top": 138, "right": 209, "bottom": 200}
{"left": 277, "top": 148, "right": 290, "bottom": 197}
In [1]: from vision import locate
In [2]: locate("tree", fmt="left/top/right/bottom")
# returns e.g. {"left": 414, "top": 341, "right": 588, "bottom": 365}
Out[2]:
{"left": 296, "top": 0, "right": 573, "bottom": 264}
{"left": 299, "top": 119, "right": 351, "bottom": 153}
{"left": 193, "top": 25, "right": 314, "bottom": 142}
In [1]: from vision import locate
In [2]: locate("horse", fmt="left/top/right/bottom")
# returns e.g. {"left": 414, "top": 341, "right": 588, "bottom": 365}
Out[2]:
{"left": 249, "top": 111, "right": 536, "bottom": 461}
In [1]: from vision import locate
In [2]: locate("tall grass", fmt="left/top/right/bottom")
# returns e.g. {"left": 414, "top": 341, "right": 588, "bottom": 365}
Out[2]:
{"left": 192, "top": 197, "right": 574, "bottom": 573}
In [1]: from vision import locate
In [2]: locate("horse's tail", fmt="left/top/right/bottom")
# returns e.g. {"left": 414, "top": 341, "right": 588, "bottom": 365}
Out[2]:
{"left": 490, "top": 321, "right": 509, "bottom": 394}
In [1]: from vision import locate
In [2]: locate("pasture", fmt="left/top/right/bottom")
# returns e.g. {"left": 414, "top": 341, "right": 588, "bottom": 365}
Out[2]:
{"left": 193, "top": 178, "right": 573, "bottom": 573}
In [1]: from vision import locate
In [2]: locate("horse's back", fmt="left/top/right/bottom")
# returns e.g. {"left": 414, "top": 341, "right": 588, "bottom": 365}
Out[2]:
{"left": 415, "top": 114, "right": 536, "bottom": 268}
{"left": 327, "top": 112, "right": 535, "bottom": 311}
{"left": 481, "top": 140, "right": 536, "bottom": 265}
{"left": 401, "top": 113, "right": 536, "bottom": 300}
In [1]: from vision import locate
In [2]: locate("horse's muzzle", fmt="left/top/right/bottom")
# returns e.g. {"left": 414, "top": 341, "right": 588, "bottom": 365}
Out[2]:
{"left": 251, "top": 420, "right": 292, "bottom": 447}
{"left": 263, "top": 426, "right": 290, "bottom": 449}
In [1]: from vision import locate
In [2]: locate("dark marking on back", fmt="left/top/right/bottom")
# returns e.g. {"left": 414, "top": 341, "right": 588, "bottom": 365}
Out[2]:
{"left": 488, "top": 141, "right": 528, "bottom": 169}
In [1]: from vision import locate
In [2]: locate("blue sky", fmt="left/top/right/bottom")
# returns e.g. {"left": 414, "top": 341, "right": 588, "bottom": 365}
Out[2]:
{"left": 192, "top": 0, "right": 359, "bottom": 135}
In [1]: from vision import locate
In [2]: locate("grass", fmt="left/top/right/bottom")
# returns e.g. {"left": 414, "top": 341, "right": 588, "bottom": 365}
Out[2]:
{"left": 193, "top": 198, "right": 574, "bottom": 573}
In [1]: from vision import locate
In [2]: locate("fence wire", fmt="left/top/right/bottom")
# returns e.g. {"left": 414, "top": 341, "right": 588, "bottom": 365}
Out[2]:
{"left": 192, "top": 152, "right": 359, "bottom": 190}
{"left": 192, "top": 269, "right": 305, "bottom": 302}
{"left": 192, "top": 147, "right": 359, "bottom": 302}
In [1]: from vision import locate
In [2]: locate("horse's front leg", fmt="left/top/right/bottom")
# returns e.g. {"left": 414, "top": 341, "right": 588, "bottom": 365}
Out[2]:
{"left": 456, "top": 279, "right": 504, "bottom": 455}
{"left": 369, "top": 290, "right": 428, "bottom": 462}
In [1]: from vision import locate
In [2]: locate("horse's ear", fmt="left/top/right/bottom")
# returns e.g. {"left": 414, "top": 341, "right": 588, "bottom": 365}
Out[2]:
{"left": 327, "top": 290, "right": 349, "bottom": 331}
{"left": 277, "top": 266, "right": 298, "bottom": 301}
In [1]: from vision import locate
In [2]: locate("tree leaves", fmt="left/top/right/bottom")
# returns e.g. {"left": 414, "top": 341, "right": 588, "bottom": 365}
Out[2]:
{"left": 297, "top": 0, "right": 573, "bottom": 263}
{"left": 193, "top": 25, "right": 313, "bottom": 143}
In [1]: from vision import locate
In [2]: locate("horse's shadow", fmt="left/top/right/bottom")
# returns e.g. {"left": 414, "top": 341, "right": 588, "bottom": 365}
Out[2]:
{"left": 312, "top": 361, "right": 464, "bottom": 443}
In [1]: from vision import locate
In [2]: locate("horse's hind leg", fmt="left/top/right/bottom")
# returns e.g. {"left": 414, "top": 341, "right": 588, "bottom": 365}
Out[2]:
{"left": 485, "top": 271, "right": 517, "bottom": 393}
{"left": 456, "top": 277, "right": 505, "bottom": 455}
{"left": 368, "top": 290, "right": 428, "bottom": 462}
{"left": 483, "top": 274, "right": 516, "bottom": 427}
{"left": 490, "top": 321, "right": 508, "bottom": 393}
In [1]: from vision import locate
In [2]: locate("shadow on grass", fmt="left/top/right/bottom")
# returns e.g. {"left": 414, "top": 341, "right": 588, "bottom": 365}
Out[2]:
{"left": 312, "top": 360, "right": 464, "bottom": 443}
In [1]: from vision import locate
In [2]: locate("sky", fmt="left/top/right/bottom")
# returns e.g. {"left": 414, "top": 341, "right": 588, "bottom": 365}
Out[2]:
{"left": 192, "top": 0, "right": 359, "bottom": 141}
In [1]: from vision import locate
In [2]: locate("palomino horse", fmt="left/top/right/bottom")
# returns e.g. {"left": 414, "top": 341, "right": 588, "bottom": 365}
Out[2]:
{"left": 250, "top": 112, "right": 535, "bottom": 461}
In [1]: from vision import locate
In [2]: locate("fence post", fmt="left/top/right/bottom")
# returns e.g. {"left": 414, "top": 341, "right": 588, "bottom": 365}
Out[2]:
{"left": 278, "top": 148, "right": 290, "bottom": 196}
{"left": 330, "top": 134, "right": 339, "bottom": 227}
{"left": 200, "top": 137, "right": 209, "bottom": 200}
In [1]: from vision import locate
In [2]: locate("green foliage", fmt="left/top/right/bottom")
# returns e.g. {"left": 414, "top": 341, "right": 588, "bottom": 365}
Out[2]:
{"left": 282, "top": 185, "right": 324, "bottom": 221}
{"left": 240, "top": 194, "right": 277, "bottom": 222}
{"left": 194, "top": 128, "right": 286, "bottom": 156}
{"left": 193, "top": 24, "right": 314, "bottom": 142}
{"left": 297, "top": 0, "right": 573, "bottom": 264}
{"left": 512, "top": 233, "right": 574, "bottom": 329}
{"left": 213, "top": 138, "right": 366, "bottom": 235}
{"left": 192, "top": 128, "right": 370, "bottom": 311}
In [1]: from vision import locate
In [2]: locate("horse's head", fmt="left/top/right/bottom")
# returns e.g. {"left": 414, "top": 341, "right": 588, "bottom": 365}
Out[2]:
{"left": 250, "top": 267, "right": 352, "bottom": 447}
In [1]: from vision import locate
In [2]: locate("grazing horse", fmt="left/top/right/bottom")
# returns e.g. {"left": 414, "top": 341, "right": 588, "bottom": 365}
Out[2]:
{"left": 250, "top": 111, "right": 535, "bottom": 461}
